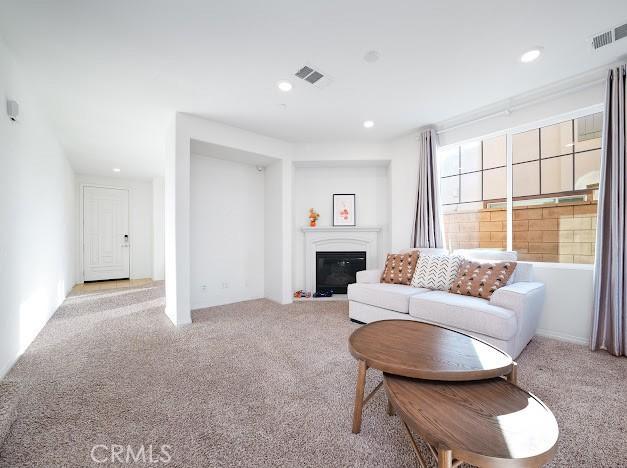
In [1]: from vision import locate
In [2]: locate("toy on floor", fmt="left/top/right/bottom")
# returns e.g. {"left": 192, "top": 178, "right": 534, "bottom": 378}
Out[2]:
{"left": 293, "top": 290, "right": 312, "bottom": 298}
{"left": 313, "top": 289, "right": 333, "bottom": 298}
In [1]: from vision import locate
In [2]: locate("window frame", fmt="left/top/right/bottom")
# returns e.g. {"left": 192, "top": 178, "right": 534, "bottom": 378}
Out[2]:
{"left": 437, "top": 103, "right": 604, "bottom": 267}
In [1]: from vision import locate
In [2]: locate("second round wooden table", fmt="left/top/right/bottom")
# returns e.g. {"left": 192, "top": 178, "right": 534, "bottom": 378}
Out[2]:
{"left": 348, "top": 319, "right": 516, "bottom": 433}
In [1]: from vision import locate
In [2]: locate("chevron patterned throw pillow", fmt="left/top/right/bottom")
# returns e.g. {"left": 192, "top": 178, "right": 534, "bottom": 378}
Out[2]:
{"left": 410, "top": 254, "right": 465, "bottom": 291}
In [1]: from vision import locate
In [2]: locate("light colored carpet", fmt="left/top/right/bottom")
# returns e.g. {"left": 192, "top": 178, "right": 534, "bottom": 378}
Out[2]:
{"left": 0, "top": 282, "right": 625, "bottom": 467}
{"left": 0, "top": 381, "right": 20, "bottom": 450}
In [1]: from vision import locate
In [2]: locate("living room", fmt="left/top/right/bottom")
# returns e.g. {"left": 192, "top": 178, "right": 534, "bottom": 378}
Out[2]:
{"left": 1, "top": 1, "right": 626, "bottom": 467}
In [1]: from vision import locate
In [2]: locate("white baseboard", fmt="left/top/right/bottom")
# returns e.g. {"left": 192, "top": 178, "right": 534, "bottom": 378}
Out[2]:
{"left": 536, "top": 328, "right": 589, "bottom": 346}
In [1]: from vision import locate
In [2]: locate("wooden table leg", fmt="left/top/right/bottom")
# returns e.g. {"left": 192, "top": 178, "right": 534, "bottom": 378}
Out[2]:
{"left": 352, "top": 360, "right": 368, "bottom": 433}
{"left": 386, "top": 397, "right": 395, "bottom": 416}
{"left": 438, "top": 446, "right": 453, "bottom": 468}
{"left": 506, "top": 361, "right": 518, "bottom": 385}
{"left": 401, "top": 421, "right": 429, "bottom": 468}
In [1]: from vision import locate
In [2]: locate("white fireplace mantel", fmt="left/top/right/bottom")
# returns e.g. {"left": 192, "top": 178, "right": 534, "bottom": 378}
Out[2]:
{"left": 301, "top": 225, "right": 383, "bottom": 293}
{"left": 301, "top": 226, "right": 383, "bottom": 233}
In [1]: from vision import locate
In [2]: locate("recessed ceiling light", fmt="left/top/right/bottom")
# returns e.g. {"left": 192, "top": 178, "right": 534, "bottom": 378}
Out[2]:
{"left": 520, "top": 47, "right": 543, "bottom": 63}
{"left": 363, "top": 120, "right": 375, "bottom": 129}
{"left": 277, "top": 80, "right": 293, "bottom": 92}
{"left": 113, "top": 168, "right": 121, "bottom": 172}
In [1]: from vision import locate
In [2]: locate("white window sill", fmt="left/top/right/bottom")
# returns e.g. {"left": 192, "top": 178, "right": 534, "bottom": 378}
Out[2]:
{"left": 522, "top": 261, "right": 593, "bottom": 271}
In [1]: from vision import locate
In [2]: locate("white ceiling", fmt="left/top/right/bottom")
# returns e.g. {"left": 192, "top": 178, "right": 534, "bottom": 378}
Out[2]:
{"left": 1, "top": 0, "right": 627, "bottom": 179}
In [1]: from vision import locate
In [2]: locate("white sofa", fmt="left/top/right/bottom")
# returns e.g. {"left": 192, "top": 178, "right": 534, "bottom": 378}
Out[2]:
{"left": 347, "top": 249, "right": 545, "bottom": 358}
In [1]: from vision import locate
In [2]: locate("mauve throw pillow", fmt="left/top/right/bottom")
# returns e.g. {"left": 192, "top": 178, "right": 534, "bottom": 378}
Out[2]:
{"left": 449, "top": 260, "right": 517, "bottom": 299}
{"left": 380, "top": 251, "right": 420, "bottom": 285}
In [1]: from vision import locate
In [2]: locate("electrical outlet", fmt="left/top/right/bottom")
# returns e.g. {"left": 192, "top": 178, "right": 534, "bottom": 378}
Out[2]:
{"left": 201, "top": 284, "right": 207, "bottom": 292}
{"left": 221, "top": 282, "right": 229, "bottom": 289}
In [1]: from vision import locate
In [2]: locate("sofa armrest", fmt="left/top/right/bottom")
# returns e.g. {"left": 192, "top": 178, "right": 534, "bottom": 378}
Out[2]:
{"left": 356, "top": 269, "right": 383, "bottom": 284}
{"left": 490, "top": 282, "right": 545, "bottom": 356}
{"left": 490, "top": 282, "right": 545, "bottom": 312}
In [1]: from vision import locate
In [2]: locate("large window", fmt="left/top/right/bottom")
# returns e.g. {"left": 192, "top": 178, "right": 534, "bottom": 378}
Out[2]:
{"left": 440, "top": 135, "right": 507, "bottom": 251}
{"left": 439, "top": 111, "right": 602, "bottom": 264}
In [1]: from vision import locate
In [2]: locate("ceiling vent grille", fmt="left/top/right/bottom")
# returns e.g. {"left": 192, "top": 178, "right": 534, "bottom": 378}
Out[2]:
{"left": 592, "top": 30, "right": 613, "bottom": 50}
{"left": 295, "top": 66, "right": 313, "bottom": 79}
{"left": 615, "top": 23, "right": 627, "bottom": 41}
{"left": 294, "top": 64, "right": 333, "bottom": 88}
{"left": 591, "top": 21, "right": 627, "bottom": 50}
{"left": 305, "top": 71, "right": 323, "bottom": 84}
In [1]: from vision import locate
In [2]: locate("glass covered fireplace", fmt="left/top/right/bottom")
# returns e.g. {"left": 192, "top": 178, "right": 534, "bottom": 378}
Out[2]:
{"left": 315, "top": 251, "right": 366, "bottom": 294}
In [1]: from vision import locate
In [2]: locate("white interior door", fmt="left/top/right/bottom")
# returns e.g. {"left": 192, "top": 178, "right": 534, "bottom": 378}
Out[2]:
{"left": 83, "top": 186, "right": 130, "bottom": 281}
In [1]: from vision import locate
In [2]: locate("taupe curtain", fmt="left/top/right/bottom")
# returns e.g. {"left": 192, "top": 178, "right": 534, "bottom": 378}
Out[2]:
{"left": 591, "top": 64, "right": 627, "bottom": 357}
{"left": 411, "top": 129, "right": 443, "bottom": 248}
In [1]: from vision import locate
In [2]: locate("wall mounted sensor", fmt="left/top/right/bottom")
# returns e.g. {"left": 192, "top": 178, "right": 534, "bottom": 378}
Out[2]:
{"left": 7, "top": 100, "right": 18, "bottom": 121}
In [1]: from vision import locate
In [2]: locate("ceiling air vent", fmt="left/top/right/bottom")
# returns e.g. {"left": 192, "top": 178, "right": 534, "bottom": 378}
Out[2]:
{"left": 294, "top": 64, "right": 333, "bottom": 88}
{"left": 295, "top": 66, "right": 313, "bottom": 79}
{"left": 591, "top": 21, "right": 627, "bottom": 50}
{"left": 615, "top": 23, "right": 627, "bottom": 41}
{"left": 592, "top": 30, "right": 613, "bottom": 50}
{"left": 305, "top": 71, "right": 323, "bottom": 84}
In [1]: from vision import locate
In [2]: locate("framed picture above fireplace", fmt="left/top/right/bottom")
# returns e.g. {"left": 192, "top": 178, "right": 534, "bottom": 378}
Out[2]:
{"left": 332, "top": 193, "right": 356, "bottom": 226}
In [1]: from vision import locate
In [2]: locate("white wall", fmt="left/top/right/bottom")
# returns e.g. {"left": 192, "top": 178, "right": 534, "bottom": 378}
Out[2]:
{"left": 291, "top": 164, "right": 390, "bottom": 291}
{"left": 0, "top": 39, "right": 76, "bottom": 377}
{"left": 152, "top": 176, "right": 165, "bottom": 280}
{"left": 388, "top": 134, "right": 419, "bottom": 252}
{"left": 190, "top": 154, "right": 265, "bottom": 309}
{"left": 166, "top": 114, "right": 294, "bottom": 325}
{"left": 292, "top": 142, "right": 390, "bottom": 163}
{"left": 290, "top": 138, "right": 418, "bottom": 256}
{"left": 533, "top": 264, "right": 593, "bottom": 345}
{"left": 76, "top": 175, "right": 153, "bottom": 280}
{"left": 164, "top": 115, "right": 190, "bottom": 325}
{"left": 264, "top": 160, "right": 285, "bottom": 302}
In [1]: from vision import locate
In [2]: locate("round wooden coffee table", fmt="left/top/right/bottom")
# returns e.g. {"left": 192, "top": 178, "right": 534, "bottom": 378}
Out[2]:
{"left": 348, "top": 320, "right": 515, "bottom": 433}
{"left": 385, "top": 374, "right": 559, "bottom": 467}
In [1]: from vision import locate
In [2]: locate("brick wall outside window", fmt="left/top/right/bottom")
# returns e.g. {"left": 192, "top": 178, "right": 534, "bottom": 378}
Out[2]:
{"left": 443, "top": 201, "right": 597, "bottom": 264}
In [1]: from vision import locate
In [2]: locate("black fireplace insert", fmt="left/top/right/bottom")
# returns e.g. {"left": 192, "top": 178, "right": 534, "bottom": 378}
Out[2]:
{"left": 316, "top": 251, "right": 366, "bottom": 294}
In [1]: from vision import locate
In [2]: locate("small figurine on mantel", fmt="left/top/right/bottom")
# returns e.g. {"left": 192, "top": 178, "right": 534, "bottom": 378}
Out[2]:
{"left": 308, "top": 208, "right": 320, "bottom": 227}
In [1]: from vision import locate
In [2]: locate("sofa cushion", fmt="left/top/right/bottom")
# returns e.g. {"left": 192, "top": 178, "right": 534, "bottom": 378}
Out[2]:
{"left": 348, "top": 282, "right": 431, "bottom": 314}
{"left": 409, "top": 291, "right": 517, "bottom": 340}
{"left": 411, "top": 254, "right": 464, "bottom": 291}
{"left": 380, "top": 251, "right": 419, "bottom": 285}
